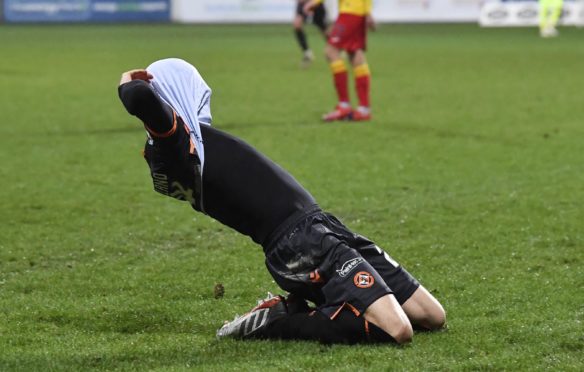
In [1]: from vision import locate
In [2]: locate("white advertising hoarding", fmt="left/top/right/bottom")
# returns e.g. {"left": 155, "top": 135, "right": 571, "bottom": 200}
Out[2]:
{"left": 479, "top": 1, "right": 584, "bottom": 27}
{"left": 371, "top": 0, "right": 481, "bottom": 22}
{"left": 173, "top": 0, "right": 483, "bottom": 23}
{"left": 172, "top": 0, "right": 294, "bottom": 23}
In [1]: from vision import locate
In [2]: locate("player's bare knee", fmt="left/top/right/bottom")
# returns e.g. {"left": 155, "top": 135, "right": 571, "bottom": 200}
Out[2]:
{"left": 403, "top": 287, "right": 446, "bottom": 331}
{"left": 368, "top": 316, "right": 413, "bottom": 344}
{"left": 324, "top": 45, "right": 339, "bottom": 61}
{"left": 372, "top": 314, "right": 413, "bottom": 344}
{"left": 423, "top": 300, "right": 446, "bottom": 330}
{"left": 418, "top": 305, "right": 446, "bottom": 331}
{"left": 293, "top": 17, "right": 303, "bottom": 29}
{"left": 428, "top": 306, "right": 446, "bottom": 330}
{"left": 392, "top": 321, "right": 413, "bottom": 344}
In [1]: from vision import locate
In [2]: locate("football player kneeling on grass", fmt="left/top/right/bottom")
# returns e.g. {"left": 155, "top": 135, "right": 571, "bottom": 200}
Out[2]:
{"left": 118, "top": 58, "right": 446, "bottom": 344}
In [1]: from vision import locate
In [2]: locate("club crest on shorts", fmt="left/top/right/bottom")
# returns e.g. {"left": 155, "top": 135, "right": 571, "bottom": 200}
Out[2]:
{"left": 353, "top": 271, "right": 375, "bottom": 288}
{"left": 336, "top": 257, "right": 364, "bottom": 277}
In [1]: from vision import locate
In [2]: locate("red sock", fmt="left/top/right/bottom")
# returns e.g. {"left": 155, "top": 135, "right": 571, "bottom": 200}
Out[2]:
{"left": 330, "top": 60, "right": 349, "bottom": 104}
{"left": 354, "top": 64, "right": 371, "bottom": 108}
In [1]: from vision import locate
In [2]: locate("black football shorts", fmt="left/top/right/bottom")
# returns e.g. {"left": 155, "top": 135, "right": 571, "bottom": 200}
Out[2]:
{"left": 296, "top": 2, "right": 327, "bottom": 30}
{"left": 264, "top": 208, "right": 420, "bottom": 318}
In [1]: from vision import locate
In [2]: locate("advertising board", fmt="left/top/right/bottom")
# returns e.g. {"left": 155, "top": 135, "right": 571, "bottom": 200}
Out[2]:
{"left": 172, "top": 0, "right": 294, "bottom": 23}
{"left": 479, "top": 1, "right": 584, "bottom": 27}
{"left": 173, "top": 0, "right": 482, "bottom": 23}
{"left": 4, "top": 0, "right": 170, "bottom": 22}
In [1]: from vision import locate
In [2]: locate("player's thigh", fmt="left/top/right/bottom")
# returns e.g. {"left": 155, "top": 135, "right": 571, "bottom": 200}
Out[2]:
{"left": 355, "top": 242, "right": 420, "bottom": 305}
{"left": 364, "top": 294, "right": 412, "bottom": 344}
{"left": 293, "top": 14, "right": 304, "bottom": 29}
{"left": 402, "top": 285, "right": 446, "bottom": 330}
{"left": 356, "top": 243, "right": 445, "bottom": 330}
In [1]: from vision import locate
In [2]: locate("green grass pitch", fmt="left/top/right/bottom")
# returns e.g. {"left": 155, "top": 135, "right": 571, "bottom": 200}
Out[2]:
{"left": 0, "top": 23, "right": 583, "bottom": 370}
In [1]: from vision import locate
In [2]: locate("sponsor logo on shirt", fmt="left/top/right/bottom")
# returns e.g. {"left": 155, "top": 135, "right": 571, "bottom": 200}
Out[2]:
{"left": 336, "top": 257, "right": 364, "bottom": 277}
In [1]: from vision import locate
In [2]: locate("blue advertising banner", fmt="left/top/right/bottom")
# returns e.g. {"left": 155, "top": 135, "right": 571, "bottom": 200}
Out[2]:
{"left": 5, "top": 0, "right": 91, "bottom": 22}
{"left": 4, "top": 0, "right": 170, "bottom": 22}
{"left": 91, "top": 0, "right": 169, "bottom": 22}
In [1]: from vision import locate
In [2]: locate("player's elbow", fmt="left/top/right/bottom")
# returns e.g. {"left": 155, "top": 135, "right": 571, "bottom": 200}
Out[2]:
{"left": 118, "top": 80, "right": 156, "bottom": 116}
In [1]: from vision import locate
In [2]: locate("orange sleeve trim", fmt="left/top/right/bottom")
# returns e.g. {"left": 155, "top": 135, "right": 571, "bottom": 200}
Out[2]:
{"left": 181, "top": 123, "right": 197, "bottom": 155}
{"left": 145, "top": 111, "right": 177, "bottom": 139}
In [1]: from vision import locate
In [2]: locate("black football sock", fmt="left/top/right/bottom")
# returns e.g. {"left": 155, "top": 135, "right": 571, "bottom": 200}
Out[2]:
{"left": 294, "top": 29, "right": 309, "bottom": 52}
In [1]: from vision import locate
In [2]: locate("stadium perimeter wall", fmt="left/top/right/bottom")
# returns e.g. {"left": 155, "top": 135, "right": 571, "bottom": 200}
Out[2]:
{"left": 2, "top": 0, "right": 583, "bottom": 24}
{"left": 480, "top": 0, "right": 584, "bottom": 27}
{"left": 171, "top": 0, "right": 483, "bottom": 23}
{"left": 171, "top": 0, "right": 583, "bottom": 25}
{"left": 2, "top": 0, "right": 483, "bottom": 23}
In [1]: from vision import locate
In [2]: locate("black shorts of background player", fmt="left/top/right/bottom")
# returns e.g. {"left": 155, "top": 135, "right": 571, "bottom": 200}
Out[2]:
{"left": 294, "top": 0, "right": 328, "bottom": 67}
{"left": 118, "top": 66, "right": 446, "bottom": 344}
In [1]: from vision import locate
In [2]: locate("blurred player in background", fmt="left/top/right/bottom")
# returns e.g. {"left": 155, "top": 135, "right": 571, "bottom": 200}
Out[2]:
{"left": 305, "top": 0, "right": 375, "bottom": 122}
{"left": 539, "top": 0, "right": 563, "bottom": 37}
{"left": 294, "top": 0, "right": 328, "bottom": 67}
{"left": 119, "top": 58, "right": 446, "bottom": 345}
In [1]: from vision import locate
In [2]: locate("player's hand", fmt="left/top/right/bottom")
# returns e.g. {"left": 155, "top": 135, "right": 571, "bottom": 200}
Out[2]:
{"left": 119, "top": 69, "right": 153, "bottom": 85}
{"left": 366, "top": 14, "right": 376, "bottom": 31}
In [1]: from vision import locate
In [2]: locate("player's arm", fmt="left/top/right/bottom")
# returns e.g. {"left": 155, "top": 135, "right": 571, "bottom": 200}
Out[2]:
{"left": 119, "top": 69, "right": 203, "bottom": 211}
{"left": 118, "top": 69, "right": 175, "bottom": 137}
{"left": 364, "top": 0, "right": 376, "bottom": 31}
{"left": 303, "top": 0, "right": 323, "bottom": 14}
